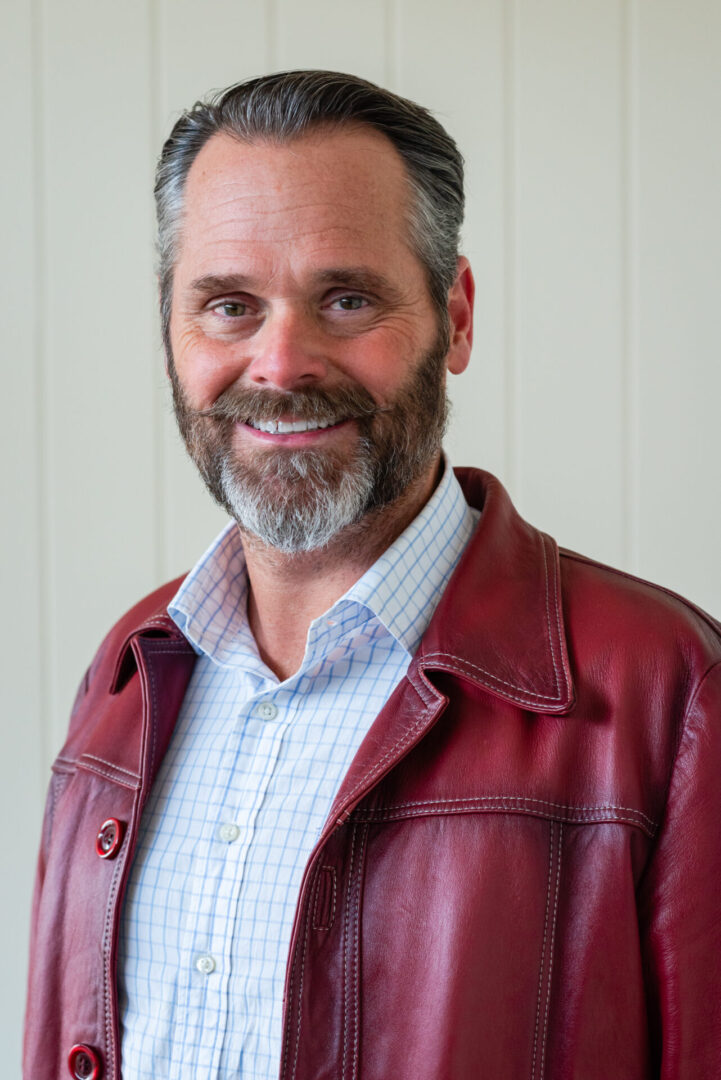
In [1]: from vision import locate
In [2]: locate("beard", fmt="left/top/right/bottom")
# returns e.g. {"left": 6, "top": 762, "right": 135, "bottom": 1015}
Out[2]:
{"left": 167, "top": 335, "right": 450, "bottom": 554}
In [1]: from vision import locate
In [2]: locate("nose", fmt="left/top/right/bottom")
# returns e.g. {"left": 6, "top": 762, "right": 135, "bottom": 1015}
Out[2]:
{"left": 246, "top": 305, "right": 329, "bottom": 391}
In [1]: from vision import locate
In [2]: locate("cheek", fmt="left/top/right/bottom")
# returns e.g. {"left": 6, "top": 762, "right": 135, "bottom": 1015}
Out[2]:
{"left": 340, "top": 343, "right": 413, "bottom": 407}
{"left": 170, "top": 325, "right": 242, "bottom": 408}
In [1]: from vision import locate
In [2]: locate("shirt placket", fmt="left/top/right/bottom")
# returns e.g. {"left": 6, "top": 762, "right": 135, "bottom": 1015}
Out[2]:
{"left": 177, "top": 682, "right": 291, "bottom": 1076}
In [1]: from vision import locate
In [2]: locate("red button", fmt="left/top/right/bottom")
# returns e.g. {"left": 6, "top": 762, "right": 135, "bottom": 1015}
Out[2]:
{"left": 68, "top": 1044, "right": 102, "bottom": 1079}
{"left": 95, "top": 818, "right": 124, "bottom": 859}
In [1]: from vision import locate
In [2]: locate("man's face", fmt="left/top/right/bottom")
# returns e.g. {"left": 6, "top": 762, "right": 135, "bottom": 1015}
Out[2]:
{"left": 167, "top": 126, "right": 470, "bottom": 551}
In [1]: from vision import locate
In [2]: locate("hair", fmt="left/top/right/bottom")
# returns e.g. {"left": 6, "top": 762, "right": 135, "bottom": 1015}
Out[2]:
{"left": 154, "top": 69, "right": 465, "bottom": 353}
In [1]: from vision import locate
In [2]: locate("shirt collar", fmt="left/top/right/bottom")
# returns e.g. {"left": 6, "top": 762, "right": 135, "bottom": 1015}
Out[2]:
{"left": 337, "top": 459, "right": 479, "bottom": 655}
{"left": 168, "top": 457, "right": 479, "bottom": 668}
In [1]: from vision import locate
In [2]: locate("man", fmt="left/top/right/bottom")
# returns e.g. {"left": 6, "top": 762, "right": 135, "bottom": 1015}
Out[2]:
{"left": 25, "top": 71, "right": 721, "bottom": 1080}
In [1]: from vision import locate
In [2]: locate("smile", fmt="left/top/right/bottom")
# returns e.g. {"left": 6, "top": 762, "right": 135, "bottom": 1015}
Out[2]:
{"left": 247, "top": 418, "right": 343, "bottom": 435}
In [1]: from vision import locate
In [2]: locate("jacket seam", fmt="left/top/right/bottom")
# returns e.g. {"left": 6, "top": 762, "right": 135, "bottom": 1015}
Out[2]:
{"left": 560, "top": 549, "right": 721, "bottom": 640}
{"left": 540, "top": 533, "right": 562, "bottom": 697}
{"left": 542, "top": 823, "right": 562, "bottom": 1079}
{"left": 289, "top": 867, "right": 315, "bottom": 1080}
{"left": 76, "top": 759, "right": 139, "bottom": 790}
{"left": 81, "top": 754, "right": 139, "bottom": 780}
{"left": 335, "top": 675, "right": 439, "bottom": 822}
{"left": 353, "top": 794, "right": 655, "bottom": 827}
{"left": 342, "top": 824, "right": 358, "bottom": 1080}
{"left": 342, "top": 823, "right": 367, "bottom": 1080}
{"left": 144, "top": 645, "right": 160, "bottom": 780}
{"left": 47, "top": 772, "right": 71, "bottom": 849}
{"left": 643, "top": 658, "right": 721, "bottom": 874}
{"left": 352, "top": 826, "right": 368, "bottom": 1080}
{"left": 312, "top": 866, "right": 337, "bottom": 931}
{"left": 102, "top": 851, "right": 125, "bottom": 1079}
{"left": 532, "top": 822, "right": 555, "bottom": 1080}
{"left": 351, "top": 800, "right": 656, "bottom": 837}
{"left": 420, "top": 652, "right": 564, "bottom": 704}
{"left": 52, "top": 755, "right": 78, "bottom": 775}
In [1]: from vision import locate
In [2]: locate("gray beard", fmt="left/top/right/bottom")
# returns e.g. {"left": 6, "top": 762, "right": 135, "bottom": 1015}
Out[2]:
{"left": 169, "top": 336, "right": 449, "bottom": 553}
{"left": 218, "top": 442, "right": 377, "bottom": 554}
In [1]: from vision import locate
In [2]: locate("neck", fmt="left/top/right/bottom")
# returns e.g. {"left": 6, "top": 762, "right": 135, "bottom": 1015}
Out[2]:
{"left": 243, "top": 457, "right": 442, "bottom": 680}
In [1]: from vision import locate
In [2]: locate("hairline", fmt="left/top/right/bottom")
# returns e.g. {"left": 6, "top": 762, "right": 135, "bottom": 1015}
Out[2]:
{"left": 159, "top": 118, "right": 454, "bottom": 358}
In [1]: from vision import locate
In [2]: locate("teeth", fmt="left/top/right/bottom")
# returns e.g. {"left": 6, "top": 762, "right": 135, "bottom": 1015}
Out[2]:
{"left": 251, "top": 418, "right": 337, "bottom": 434}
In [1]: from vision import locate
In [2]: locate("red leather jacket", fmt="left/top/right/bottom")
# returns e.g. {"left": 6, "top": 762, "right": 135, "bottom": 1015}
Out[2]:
{"left": 24, "top": 469, "right": 721, "bottom": 1079}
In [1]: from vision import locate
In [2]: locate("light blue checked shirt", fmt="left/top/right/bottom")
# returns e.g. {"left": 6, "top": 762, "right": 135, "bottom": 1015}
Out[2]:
{"left": 118, "top": 461, "right": 479, "bottom": 1079}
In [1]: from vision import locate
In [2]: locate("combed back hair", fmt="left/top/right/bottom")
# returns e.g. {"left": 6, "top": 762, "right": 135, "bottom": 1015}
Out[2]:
{"left": 154, "top": 69, "right": 465, "bottom": 352}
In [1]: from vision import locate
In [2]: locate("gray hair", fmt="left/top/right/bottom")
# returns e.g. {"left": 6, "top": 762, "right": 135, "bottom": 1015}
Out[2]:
{"left": 154, "top": 70, "right": 465, "bottom": 353}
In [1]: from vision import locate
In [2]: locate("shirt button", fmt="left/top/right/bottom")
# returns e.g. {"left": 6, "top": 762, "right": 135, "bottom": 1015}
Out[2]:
{"left": 218, "top": 822, "right": 241, "bottom": 843}
{"left": 256, "top": 701, "right": 279, "bottom": 721}
{"left": 195, "top": 954, "right": 216, "bottom": 975}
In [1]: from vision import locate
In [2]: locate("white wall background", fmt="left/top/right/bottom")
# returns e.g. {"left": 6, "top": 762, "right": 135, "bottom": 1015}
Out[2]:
{"left": 2, "top": 0, "right": 720, "bottom": 1070}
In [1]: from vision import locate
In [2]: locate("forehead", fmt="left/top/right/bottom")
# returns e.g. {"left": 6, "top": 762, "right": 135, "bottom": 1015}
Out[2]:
{"left": 176, "top": 125, "right": 416, "bottom": 277}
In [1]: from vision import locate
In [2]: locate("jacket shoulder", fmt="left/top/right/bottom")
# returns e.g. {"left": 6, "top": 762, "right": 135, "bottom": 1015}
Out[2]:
{"left": 60, "top": 574, "right": 191, "bottom": 753}
{"left": 89, "top": 573, "right": 188, "bottom": 675}
{"left": 102, "top": 574, "right": 188, "bottom": 642}
{"left": 558, "top": 546, "right": 721, "bottom": 670}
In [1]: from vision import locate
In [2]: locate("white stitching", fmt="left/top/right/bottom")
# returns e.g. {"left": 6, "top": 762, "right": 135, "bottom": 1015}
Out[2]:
{"left": 76, "top": 760, "right": 138, "bottom": 790}
{"left": 351, "top": 825, "right": 368, "bottom": 1080}
{"left": 312, "top": 866, "right": 337, "bottom": 931}
{"left": 81, "top": 754, "right": 138, "bottom": 779}
{"left": 540, "top": 824, "right": 563, "bottom": 1080}
{"left": 137, "top": 617, "right": 177, "bottom": 631}
{"left": 102, "top": 845, "right": 125, "bottom": 1076}
{"left": 352, "top": 795, "right": 656, "bottom": 828}
{"left": 540, "top": 535, "right": 561, "bottom": 695}
{"left": 531, "top": 822, "right": 554, "bottom": 1080}
{"left": 342, "top": 825, "right": 358, "bottom": 1080}
{"left": 352, "top": 804, "right": 654, "bottom": 838}
{"left": 549, "top": 535, "right": 571, "bottom": 696}
{"left": 333, "top": 679, "right": 438, "bottom": 823}
{"left": 420, "top": 652, "right": 564, "bottom": 704}
{"left": 289, "top": 877, "right": 314, "bottom": 1080}
{"left": 421, "top": 534, "right": 572, "bottom": 707}
{"left": 145, "top": 647, "right": 159, "bottom": 780}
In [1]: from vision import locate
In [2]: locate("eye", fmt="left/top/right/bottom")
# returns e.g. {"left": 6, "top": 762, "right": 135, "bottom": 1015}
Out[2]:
{"left": 213, "top": 300, "right": 248, "bottom": 317}
{"left": 329, "top": 295, "right": 368, "bottom": 312}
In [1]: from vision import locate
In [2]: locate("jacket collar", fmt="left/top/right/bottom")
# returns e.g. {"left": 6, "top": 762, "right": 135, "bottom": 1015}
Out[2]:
{"left": 110, "top": 469, "right": 574, "bottom": 713}
{"left": 415, "top": 468, "right": 575, "bottom": 714}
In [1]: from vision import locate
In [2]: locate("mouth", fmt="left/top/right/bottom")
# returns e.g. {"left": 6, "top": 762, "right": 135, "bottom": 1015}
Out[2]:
{"left": 247, "top": 417, "right": 344, "bottom": 435}
{"left": 237, "top": 415, "right": 354, "bottom": 444}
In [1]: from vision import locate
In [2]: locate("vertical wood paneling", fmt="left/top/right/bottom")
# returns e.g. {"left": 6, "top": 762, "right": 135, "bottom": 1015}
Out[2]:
{"left": 40, "top": 0, "right": 158, "bottom": 751}
{"left": 7, "top": 3, "right": 721, "bottom": 1069}
{"left": 635, "top": 0, "right": 721, "bottom": 612}
{"left": 1, "top": 3, "right": 44, "bottom": 1067}
{"left": 274, "top": 0, "right": 388, "bottom": 83}
{"left": 156, "top": 0, "right": 270, "bottom": 579}
{"left": 513, "top": 0, "right": 626, "bottom": 567}
{"left": 396, "top": 0, "right": 509, "bottom": 482}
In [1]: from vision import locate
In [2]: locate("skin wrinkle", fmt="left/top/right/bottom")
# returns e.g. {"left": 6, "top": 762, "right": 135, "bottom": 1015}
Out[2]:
{"left": 166, "top": 126, "right": 473, "bottom": 676}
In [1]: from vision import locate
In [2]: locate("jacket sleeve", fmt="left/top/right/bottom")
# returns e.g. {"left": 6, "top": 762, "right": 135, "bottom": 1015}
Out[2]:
{"left": 638, "top": 659, "right": 721, "bottom": 1077}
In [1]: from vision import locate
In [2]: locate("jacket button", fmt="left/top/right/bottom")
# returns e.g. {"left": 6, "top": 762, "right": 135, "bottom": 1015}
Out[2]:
{"left": 68, "top": 1044, "right": 102, "bottom": 1079}
{"left": 95, "top": 818, "right": 124, "bottom": 859}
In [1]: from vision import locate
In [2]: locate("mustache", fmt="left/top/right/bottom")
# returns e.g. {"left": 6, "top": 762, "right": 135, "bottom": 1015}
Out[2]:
{"left": 195, "top": 383, "right": 381, "bottom": 425}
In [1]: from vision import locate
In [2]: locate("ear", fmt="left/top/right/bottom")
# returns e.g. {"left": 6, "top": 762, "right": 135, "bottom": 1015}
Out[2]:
{"left": 445, "top": 257, "right": 474, "bottom": 376}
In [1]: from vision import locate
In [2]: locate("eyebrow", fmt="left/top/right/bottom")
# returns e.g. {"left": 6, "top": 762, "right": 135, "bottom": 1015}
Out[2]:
{"left": 188, "top": 267, "right": 403, "bottom": 301}
{"left": 189, "top": 273, "right": 256, "bottom": 295}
